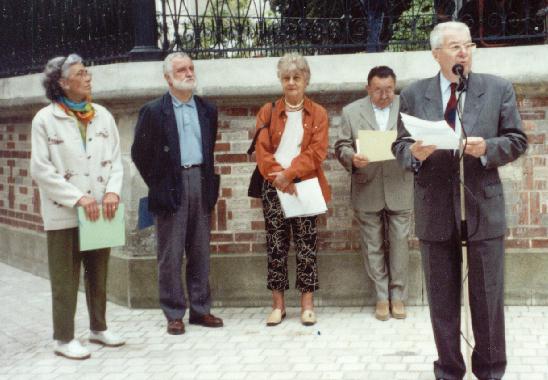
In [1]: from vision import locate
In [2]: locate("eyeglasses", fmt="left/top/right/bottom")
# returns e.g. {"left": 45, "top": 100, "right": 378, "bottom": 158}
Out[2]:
{"left": 369, "top": 88, "right": 394, "bottom": 97}
{"left": 439, "top": 42, "right": 477, "bottom": 53}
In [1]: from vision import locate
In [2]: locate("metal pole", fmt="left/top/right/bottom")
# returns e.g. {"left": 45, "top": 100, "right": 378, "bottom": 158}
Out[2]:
{"left": 129, "top": 0, "right": 162, "bottom": 60}
{"left": 458, "top": 85, "right": 473, "bottom": 380}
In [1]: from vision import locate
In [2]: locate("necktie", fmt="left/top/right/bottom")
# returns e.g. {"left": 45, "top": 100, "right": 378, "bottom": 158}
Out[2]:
{"left": 444, "top": 82, "right": 457, "bottom": 130}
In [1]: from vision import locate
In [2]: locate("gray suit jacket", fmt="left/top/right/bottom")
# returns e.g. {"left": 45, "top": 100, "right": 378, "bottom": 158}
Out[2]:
{"left": 335, "top": 96, "right": 413, "bottom": 212}
{"left": 392, "top": 72, "right": 528, "bottom": 242}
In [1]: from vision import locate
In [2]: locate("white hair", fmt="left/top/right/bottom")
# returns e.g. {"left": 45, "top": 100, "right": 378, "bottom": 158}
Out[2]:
{"left": 163, "top": 52, "right": 191, "bottom": 76}
{"left": 277, "top": 53, "right": 311, "bottom": 84}
{"left": 430, "top": 21, "right": 471, "bottom": 49}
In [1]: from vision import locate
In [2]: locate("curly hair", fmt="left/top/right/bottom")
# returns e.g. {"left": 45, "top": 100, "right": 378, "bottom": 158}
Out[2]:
{"left": 42, "top": 54, "right": 83, "bottom": 101}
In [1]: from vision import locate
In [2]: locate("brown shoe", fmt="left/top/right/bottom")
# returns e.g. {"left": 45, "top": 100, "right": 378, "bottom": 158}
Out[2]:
{"left": 391, "top": 300, "right": 406, "bottom": 319}
{"left": 189, "top": 314, "right": 224, "bottom": 328}
{"left": 375, "top": 301, "right": 390, "bottom": 321}
{"left": 167, "top": 319, "right": 185, "bottom": 335}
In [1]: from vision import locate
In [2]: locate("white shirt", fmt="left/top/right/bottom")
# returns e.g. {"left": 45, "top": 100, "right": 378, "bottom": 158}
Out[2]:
{"left": 372, "top": 102, "right": 391, "bottom": 131}
{"left": 274, "top": 110, "right": 304, "bottom": 169}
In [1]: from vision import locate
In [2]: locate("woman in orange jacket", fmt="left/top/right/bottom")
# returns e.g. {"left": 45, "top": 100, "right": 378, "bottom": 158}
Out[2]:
{"left": 255, "top": 53, "right": 331, "bottom": 327}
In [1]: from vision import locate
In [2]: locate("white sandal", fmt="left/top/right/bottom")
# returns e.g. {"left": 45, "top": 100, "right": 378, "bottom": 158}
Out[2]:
{"left": 266, "top": 308, "right": 286, "bottom": 326}
{"left": 301, "top": 309, "right": 316, "bottom": 326}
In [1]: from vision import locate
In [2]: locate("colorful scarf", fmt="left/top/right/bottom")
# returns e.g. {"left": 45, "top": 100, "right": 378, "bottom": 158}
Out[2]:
{"left": 57, "top": 96, "right": 95, "bottom": 124}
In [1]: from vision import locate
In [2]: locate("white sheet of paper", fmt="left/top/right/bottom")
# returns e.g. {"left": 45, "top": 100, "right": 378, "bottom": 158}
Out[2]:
{"left": 400, "top": 113, "right": 459, "bottom": 150}
{"left": 276, "top": 178, "right": 327, "bottom": 218}
{"left": 356, "top": 130, "right": 397, "bottom": 162}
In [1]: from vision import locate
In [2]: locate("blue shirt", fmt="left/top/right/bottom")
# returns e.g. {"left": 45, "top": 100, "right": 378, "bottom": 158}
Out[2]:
{"left": 170, "top": 93, "right": 203, "bottom": 166}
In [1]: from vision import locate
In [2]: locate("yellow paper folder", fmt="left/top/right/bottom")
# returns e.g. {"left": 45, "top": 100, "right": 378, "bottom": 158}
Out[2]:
{"left": 77, "top": 203, "right": 126, "bottom": 251}
{"left": 357, "top": 130, "right": 397, "bottom": 162}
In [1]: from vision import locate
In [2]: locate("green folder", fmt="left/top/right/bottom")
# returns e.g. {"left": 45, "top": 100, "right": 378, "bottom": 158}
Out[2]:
{"left": 77, "top": 203, "right": 126, "bottom": 251}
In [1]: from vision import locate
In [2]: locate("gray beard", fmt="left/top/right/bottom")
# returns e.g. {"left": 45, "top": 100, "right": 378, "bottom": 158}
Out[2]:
{"left": 172, "top": 78, "right": 196, "bottom": 91}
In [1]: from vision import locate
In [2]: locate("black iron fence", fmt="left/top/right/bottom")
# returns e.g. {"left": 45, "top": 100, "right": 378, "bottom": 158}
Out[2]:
{"left": 1, "top": 0, "right": 546, "bottom": 78}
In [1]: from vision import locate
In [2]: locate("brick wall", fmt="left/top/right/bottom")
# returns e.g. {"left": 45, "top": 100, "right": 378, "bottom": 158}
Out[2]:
{"left": 1, "top": 92, "right": 546, "bottom": 254}
{"left": 0, "top": 122, "right": 43, "bottom": 232}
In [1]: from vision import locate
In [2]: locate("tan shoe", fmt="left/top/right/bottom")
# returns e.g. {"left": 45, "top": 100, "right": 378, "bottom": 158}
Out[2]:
{"left": 266, "top": 308, "right": 286, "bottom": 326}
{"left": 391, "top": 300, "right": 406, "bottom": 319}
{"left": 375, "top": 301, "right": 390, "bottom": 321}
{"left": 301, "top": 309, "right": 316, "bottom": 326}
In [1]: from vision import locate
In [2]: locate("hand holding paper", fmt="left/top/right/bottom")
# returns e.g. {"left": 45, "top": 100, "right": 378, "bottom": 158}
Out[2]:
{"left": 400, "top": 113, "right": 459, "bottom": 150}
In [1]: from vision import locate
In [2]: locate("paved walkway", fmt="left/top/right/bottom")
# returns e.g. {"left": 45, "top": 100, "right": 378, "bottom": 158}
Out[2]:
{"left": 0, "top": 262, "right": 547, "bottom": 380}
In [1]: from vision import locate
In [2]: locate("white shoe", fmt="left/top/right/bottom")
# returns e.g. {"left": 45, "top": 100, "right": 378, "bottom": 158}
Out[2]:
{"left": 54, "top": 339, "right": 91, "bottom": 360}
{"left": 301, "top": 309, "right": 317, "bottom": 326}
{"left": 89, "top": 329, "right": 125, "bottom": 347}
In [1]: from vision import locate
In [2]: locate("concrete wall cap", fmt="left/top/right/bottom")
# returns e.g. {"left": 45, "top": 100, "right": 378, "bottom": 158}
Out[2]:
{"left": 1, "top": 45, "right": 547, "bottom": 108}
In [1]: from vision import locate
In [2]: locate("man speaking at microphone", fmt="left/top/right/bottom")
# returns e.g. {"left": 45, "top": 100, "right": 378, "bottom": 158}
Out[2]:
{"left": 392, "top": 21, "right": 527, "bottom": 380}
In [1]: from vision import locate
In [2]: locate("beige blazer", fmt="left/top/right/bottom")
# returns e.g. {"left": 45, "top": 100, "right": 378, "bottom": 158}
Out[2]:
{"left": 335, "top": 95, "right": 413, "bottom": 213}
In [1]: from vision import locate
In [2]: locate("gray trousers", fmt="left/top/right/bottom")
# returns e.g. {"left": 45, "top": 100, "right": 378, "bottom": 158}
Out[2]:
{"left": 155, "top": 167, "right": 212, "bottom": 321}
{"left": 355, "top": 208, "right": 411, "bottom": 301}
{"left": 421, "top": 236, "right": 506, "bottom": 380}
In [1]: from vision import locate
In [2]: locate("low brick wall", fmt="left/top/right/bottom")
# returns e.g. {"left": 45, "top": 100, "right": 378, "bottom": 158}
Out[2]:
{"left": 1, "top": 46, "right": 547, "bottom": 306}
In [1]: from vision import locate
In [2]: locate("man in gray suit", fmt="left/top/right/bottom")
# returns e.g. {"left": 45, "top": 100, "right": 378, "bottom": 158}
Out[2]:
{"left": 335, "top": 66, "right": 413, "bottom": 321}
{"left": 392, "top": 22, "right": 527, "bottom": 380}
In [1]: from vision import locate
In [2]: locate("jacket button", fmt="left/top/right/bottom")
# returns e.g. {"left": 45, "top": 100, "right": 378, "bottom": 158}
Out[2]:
{"left": 87, "top": 155, "right": 91, "bottom": 159}
{"left": 84, "top": 173, "right": 89, "bottom": 176}
{"left": 87, "top": 190, "right": 91, "bottom": 194}
{"left": 88, "top": 138, "right": 92, "bottom": 142}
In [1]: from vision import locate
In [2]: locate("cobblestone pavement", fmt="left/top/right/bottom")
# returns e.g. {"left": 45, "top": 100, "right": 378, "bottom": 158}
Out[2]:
{"left": 1, "top": 262, "right": 547, "bottom": 380}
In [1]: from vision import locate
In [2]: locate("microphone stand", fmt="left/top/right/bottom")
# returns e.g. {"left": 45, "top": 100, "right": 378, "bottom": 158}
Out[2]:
{"left": 456, "top": 75, "right": 473, "bottom": 380}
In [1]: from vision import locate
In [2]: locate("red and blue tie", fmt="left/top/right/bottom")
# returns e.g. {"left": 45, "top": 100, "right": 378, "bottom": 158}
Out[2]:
{"left": 444, "top": 82, "right": 457, "bottom": 130}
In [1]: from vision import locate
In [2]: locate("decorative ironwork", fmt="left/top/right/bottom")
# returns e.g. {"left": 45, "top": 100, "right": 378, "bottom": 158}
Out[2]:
{"left": 0, "top": 0, "right": 545, "bottom": 78}
{"left": 157, "top": 0, "right": 546, "bottom": 58}
{"left": 0, "top": 0, "right": 133, "bottom": 78}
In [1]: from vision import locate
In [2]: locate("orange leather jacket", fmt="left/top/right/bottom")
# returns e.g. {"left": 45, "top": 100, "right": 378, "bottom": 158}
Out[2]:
{"left": 255, "top": 97, "right": 331, "bottom": 202}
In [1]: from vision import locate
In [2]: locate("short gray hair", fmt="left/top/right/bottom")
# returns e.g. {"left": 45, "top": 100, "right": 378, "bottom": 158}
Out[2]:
{"left": 277, "top": 53, "right": 311, "bottom": 84}
{"left": 42, "top": 53, "right": 83, "bottom": 101}
{"left": 163, "top": 52, "right": 191, "bottom": 75}
{"left": 430, "top": 21, "right": 471, "bottom": 49}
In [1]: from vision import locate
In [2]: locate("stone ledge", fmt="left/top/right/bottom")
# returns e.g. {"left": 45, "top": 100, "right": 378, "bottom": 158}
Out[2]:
{"left": 1, "top": 228, "right": 546, "bottom": 307}
{"left": 2, "top": 45, "right": 547, "bottom": 111}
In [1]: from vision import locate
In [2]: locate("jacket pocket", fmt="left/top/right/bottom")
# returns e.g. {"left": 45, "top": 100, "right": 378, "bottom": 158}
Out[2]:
{"left": 484, "top": 183, "right": 503, "bottom": 198}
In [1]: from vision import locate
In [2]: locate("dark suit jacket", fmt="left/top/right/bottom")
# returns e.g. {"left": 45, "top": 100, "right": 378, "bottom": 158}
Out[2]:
{"left": 392, "top": 72, "right": 527, "bottom": 242}
{"left": 131, "top": 92, "right": 220, "bottom": 215}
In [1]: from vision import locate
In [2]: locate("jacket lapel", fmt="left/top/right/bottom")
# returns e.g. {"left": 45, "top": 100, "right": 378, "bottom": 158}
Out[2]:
{"left": 194, "top": 96, "right": 211, "bottom": 158}
{"left": 386, "top": 96, "right": 400, "bottom": 131}
{"left": 161, "top": 93, "right": 181, "bottom": 165}
{"left": 423, "top": 74, "right": 444, "bottom": 121}
{"left": 462, "top": 72, "right": 486, "bottom": 136}
{"left": 362, "top": 97, "right": 378, "bottom": 130}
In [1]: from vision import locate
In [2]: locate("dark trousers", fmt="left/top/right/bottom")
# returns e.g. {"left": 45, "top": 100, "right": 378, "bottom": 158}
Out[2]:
{"left": 156, "top": 167, "right": 212, "bottom": 321}
{"left": 421, "top": 236, "right": 506, "bottom": 380}
{"left": 261, "top": 181, "right": 319, "bottom": 293}
{"left": 47, "top": 228, "right": 109, "bottom": 342}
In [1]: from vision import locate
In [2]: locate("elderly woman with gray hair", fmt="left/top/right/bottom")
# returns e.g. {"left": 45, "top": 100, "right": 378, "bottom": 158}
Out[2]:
{"left": 254, "top": 53, "right": 331, "bottom": 326}
{"left": 30, "top": 54, "right": 124, "bottom": 359}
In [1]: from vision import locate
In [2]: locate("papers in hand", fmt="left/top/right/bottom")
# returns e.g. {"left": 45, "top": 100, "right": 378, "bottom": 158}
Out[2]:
{"left": 77, "top": 203, "right": 126, "bottom": 251}
{"left": 400, "top": 113, "right": 459, "bottom": 150}
{"left": 356, "top": 130, "right": 397, "bottom": 162}
{"left": 276, "top": 178, "right": 327, "bottom": 218}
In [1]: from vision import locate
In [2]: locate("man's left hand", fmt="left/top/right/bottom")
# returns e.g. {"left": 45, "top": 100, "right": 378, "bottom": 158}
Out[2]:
{"left": 464, "top": 137, "right": 487, "bottom": 158}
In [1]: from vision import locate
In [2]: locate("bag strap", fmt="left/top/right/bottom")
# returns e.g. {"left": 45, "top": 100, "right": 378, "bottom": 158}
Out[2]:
{"left": 247, "top": 101, "right": 275, "bottom": 155}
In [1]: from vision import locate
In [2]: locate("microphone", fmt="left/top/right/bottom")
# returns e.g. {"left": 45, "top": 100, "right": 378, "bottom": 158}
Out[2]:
{"left": 452, "top": 64, "right": 467, "bottom": 91}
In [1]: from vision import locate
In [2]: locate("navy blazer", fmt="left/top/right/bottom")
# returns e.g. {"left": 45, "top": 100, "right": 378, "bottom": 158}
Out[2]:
{"left": 131, "top": 93, "right": 220, "bottom": 214}
{"left": 392, "top": 73, "right": 527, "bottom": 242}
